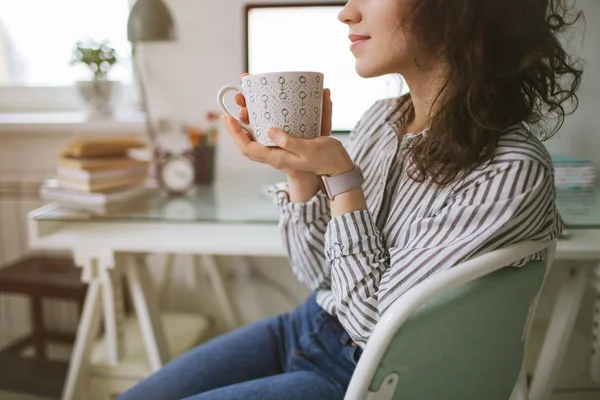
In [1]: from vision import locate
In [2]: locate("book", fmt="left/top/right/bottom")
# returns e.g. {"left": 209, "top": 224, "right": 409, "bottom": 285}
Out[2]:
{"left": 56, "top": 165, "right": 149, "bottom": 183}
{"left": 61, "top": 135, "right": 146, "bottom": 158}
{"left": 57, "top": 173, "right": 148, "bottom": 193}
{"left": 41, "top": 179, "right": 153, "bottom": 206}
{"left": 58, "top": 156, "right": 148, "bottom": 172}
{"left": 552, "top": 154, "right": 596, "bottom": 189}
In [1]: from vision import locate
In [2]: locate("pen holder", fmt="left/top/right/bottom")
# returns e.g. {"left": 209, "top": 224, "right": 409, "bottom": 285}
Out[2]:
{"left": 193, "top": 146, "right": 215, "bottom": 185}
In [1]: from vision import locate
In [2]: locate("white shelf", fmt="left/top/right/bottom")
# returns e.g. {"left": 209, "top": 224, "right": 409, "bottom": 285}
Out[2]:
{"left": 0, "top": 111, "right": 146, "bottom": 136}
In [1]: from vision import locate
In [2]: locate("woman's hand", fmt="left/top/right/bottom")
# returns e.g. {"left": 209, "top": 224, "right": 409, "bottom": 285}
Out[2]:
{"left": 231, "top": 77, "right": 336, "bottom": 178}
{"left": 223, "top": 87, "right": 354, "bottom": 177}
{"left": 232, "top": 91, "right": 310, "bottom": 180}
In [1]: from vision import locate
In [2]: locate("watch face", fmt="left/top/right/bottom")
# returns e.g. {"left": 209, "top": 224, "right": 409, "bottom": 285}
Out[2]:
{"left": 161, "top": 157, "right": 195, "bottom": 193}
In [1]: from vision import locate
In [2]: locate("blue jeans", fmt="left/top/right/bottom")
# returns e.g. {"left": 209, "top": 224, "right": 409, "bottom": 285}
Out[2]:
{"left": 116, "top": 292, "right": 362, "bottom": 400}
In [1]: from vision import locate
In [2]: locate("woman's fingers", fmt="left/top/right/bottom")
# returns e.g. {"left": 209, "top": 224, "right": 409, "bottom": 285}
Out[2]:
{"left": 223, "top": 116, "right": 264, "bottom": 155}
{"left": 234, "top": 93, "right": 250, "bottom": 124}
{"left": 240, "top": 107, "right": 249, "bottom": 124}
{"left": 235, "top": 74, "right": 251, "bottom": 125}
{"left": 235, "top": 93, "right": 246, "bottom": 107}
{"left": 223, "top": 116, "right": 305, "bottom": 170}
{"left": 222, "top": 116, "right": 250, "bottom": 144}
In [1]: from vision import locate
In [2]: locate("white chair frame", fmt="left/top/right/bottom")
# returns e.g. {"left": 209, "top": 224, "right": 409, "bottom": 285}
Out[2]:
{"left": 345, "top": 240, "right": 556, "bottom": 400}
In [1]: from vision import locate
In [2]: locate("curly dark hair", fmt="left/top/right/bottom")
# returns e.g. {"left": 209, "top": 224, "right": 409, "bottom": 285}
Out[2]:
{"left": 404, "top": 0, "right": 584, "bottom": 186}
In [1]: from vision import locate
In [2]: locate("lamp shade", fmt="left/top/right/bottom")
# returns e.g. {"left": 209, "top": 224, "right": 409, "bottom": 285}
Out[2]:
{"left": 127, "top": 0, "right": 177, "bottom": 42}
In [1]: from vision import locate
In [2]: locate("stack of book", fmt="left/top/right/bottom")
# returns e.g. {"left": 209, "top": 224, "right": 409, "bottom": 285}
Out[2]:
{"left": 552, "top": 154, "right": 596, "bottom": 216}
{"left": 41, "top": 136, "right": 152, "bottom": 207}
{"left": 552, "top": 154, "right": 596, "bottom": 190}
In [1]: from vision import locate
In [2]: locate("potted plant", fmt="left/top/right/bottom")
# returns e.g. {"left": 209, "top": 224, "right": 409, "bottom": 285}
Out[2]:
{"left": 70, "top": 40, "right": 120, "bottom": 119}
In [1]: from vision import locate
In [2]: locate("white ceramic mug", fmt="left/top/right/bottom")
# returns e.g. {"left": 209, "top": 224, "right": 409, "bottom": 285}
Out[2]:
{"left": 217, "top": 71, "right": 325, "bottom": 146}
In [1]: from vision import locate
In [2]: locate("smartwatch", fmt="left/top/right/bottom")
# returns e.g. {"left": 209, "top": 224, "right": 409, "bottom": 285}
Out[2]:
{"left": 319, "top": 164, "right": 365, "bottom": 200}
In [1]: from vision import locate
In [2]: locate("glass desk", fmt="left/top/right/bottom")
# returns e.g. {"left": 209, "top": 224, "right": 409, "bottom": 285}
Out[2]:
{"left": 30, "top": 174, "right": 281, "bottom": 225}
{"left": 30, "top": 179, "right": 600, "bottom": 227}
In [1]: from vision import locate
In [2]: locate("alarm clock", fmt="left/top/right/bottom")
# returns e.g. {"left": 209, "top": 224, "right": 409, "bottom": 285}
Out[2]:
{"left": 157, "top": 154, "right": 196, "bottom": 195}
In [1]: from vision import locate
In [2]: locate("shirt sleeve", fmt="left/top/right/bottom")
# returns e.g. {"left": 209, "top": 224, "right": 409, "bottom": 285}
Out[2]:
{"left": 325, "top": 160, "right": 561, "bottom": 346}
{"left": 268, "top": 109, "right": 370, "bottom": 290}
{"left": 272, "top": 186, "right": 332, "bottom": 290}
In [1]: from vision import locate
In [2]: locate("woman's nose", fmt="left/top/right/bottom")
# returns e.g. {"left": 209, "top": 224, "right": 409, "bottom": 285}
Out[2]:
{"left": 338, "top": 1, "right": 362, "bottom": 25}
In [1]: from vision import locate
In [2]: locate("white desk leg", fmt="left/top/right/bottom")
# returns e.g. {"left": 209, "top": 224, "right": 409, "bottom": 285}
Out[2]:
{"left": 590, "top": 263, "right": 600, "bottom": 381}
{"left": 100, "top": 254, "right": 125, "bottom": 365}
{"left": 61, "top": 278, "right": 103, "bottom": 400}
{"left": 126, "top": 254, "right": 170, "bottom": 371}
{"left": 63, "top": 250, "right": 122, "bottom": 400}
{"left": 196, "top": 254, "right": 238, "bottom": 330}
{"left": 529, "top": 265, "right": 590, "bottom": 400}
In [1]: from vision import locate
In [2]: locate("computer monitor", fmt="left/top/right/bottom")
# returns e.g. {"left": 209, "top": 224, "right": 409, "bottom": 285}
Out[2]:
{"left": 245, "top": 3, "right": 407, "bottom": 134}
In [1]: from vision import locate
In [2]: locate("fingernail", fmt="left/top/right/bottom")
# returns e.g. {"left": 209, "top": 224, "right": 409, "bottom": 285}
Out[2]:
{"left": 268, "top": 128, "right": 279, "bottom": 139}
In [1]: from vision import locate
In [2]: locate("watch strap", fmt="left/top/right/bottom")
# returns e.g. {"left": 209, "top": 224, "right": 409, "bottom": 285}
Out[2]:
{"left": 320, "top": 165, "right": 364, "bottom": 200}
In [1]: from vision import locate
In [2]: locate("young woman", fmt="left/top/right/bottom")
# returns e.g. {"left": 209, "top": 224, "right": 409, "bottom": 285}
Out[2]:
{"left": 118, "top": 0, "right": 582, "bottom": 399}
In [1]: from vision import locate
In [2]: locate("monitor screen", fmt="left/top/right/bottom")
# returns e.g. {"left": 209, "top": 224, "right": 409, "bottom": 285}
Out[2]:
{"left": 245, "top": 3, "right": 407, "bottom": 134}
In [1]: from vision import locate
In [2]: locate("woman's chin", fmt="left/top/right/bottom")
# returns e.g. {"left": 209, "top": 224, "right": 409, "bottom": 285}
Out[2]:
{"left": 355, "top": 69, "right": 377, "bottom": 79}
{"left": 354, "top": 62, "right": 385, "bottom": 79}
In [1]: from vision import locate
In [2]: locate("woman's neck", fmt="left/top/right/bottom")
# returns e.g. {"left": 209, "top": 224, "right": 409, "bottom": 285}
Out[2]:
{"left": 402, "top": 62, "right": 448, "bottom": 133}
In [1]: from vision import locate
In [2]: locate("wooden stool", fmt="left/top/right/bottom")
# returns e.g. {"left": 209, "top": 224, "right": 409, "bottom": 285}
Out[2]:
{"left": 0, "top": 256, "right": 87, "bottom": 398}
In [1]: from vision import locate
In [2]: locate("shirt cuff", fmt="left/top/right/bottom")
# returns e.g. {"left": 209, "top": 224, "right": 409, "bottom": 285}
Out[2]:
{"left": 325, "top": 210, "right": 383, "bottom": 261}
{"left": 269, "top": 182, "right": 330, "bottom": 225}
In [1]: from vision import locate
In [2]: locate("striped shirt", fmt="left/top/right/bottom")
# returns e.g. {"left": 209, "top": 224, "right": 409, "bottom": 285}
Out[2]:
{"left": 272, "top": 94, "right": 563, "bottom": 348}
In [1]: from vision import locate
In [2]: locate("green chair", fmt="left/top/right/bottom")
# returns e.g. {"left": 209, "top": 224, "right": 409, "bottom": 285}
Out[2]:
{"left": 345, "top": 240, "right": 556, "bottom": 400}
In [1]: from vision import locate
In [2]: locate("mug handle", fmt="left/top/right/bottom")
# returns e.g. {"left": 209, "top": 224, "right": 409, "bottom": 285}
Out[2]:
{"left": 216, "top": 85, "right": 254, "bottom": 134}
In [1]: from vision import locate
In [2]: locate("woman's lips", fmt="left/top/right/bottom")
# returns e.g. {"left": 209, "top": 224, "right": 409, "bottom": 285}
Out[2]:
{"left": 349, "top": 34, "right": 370, "bottom": 50}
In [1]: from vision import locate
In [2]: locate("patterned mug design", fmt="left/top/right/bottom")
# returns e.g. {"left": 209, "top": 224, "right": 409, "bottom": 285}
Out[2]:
{"left": 217, "top": 72, "right": 324, "bottom": 146}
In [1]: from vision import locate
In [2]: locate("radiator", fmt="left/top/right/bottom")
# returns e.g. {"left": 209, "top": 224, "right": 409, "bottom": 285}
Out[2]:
{"left": 0, "top": 174, "right": 78, "bottom": 337}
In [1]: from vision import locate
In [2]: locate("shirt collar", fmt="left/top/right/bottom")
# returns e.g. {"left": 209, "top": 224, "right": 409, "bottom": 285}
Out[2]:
{"left": 384, "top": 94, "right": 429, "bottom": 145}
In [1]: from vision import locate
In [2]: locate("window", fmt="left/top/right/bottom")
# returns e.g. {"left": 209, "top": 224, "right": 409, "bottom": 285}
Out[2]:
{"left": 0, "top": 0, "right": 135, "bottom": 112}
